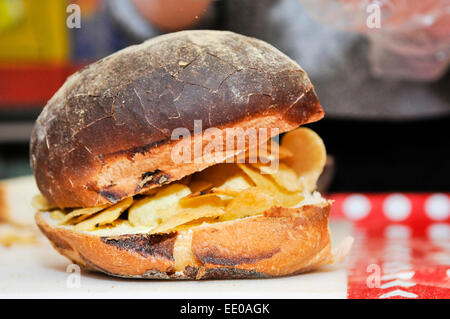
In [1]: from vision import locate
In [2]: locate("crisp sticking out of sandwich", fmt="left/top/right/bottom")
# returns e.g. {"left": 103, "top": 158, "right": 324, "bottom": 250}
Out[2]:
{"left": 31, "top": 30, "right": 347, "bottom": 279}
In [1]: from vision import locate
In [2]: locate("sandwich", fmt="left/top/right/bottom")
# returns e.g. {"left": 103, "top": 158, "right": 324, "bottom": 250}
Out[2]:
{"left": 31, "top": 30, "right": 348, "bottom": 279}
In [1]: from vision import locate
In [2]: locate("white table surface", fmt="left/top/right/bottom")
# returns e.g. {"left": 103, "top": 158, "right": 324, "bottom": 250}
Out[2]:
{"left": 0, "top": 221, "right": 351, "bottom": 299}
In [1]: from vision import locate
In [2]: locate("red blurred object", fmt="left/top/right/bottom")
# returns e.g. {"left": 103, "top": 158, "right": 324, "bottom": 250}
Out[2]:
{"left": 329, "top": 193, "right": 450, "bottom": 299}
{"left": 0, "top": 63, "right": 80, "bottom": 108}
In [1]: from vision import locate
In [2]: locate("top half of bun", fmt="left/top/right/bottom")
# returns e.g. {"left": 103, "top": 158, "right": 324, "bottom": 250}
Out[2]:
{"left": 30, "top": 30, "right": 324, "bottom": 209}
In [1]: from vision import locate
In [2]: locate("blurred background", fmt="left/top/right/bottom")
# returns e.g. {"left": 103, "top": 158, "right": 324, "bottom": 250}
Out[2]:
{"left": 0, "top": 0, "right": 449, "bottom": 192}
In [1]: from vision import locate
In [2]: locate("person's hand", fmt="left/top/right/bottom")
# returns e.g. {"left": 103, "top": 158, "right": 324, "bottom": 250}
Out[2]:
{"left": 132, "top": 0, "right": 212, "bottom": 31}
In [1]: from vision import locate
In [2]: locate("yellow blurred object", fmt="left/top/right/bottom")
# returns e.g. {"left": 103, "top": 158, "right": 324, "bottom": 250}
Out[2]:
{"left": 0, "top": 0, "right": 69, "bottom": 62}
{"left": 0, "top": 0, "right": 24, "bottom": 32}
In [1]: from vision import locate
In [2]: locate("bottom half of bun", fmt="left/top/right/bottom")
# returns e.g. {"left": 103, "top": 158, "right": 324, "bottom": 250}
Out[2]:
{"left": 35, "top": 202, "right": 334, "bottom": 279}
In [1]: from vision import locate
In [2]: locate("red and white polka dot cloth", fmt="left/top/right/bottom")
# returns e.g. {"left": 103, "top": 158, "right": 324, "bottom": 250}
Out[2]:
{"left": 328, "top": 193, "right": 450, "bottom": 299}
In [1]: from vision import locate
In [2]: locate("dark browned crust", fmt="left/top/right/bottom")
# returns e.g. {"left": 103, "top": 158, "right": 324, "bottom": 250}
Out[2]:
{"left": 183, "top": 266, "right": 268, "bottom": 280}
{"left": 100, "top": 233, "right": 177, "bottom": 260}
{"left": 198, "top": 247, "right": 281, "bottom": 266}
{"left": 30, "top": 30, "right": 324, "bottom": 208}
{"left": 35, "top": 202, "right": 333, "bottom": 279}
